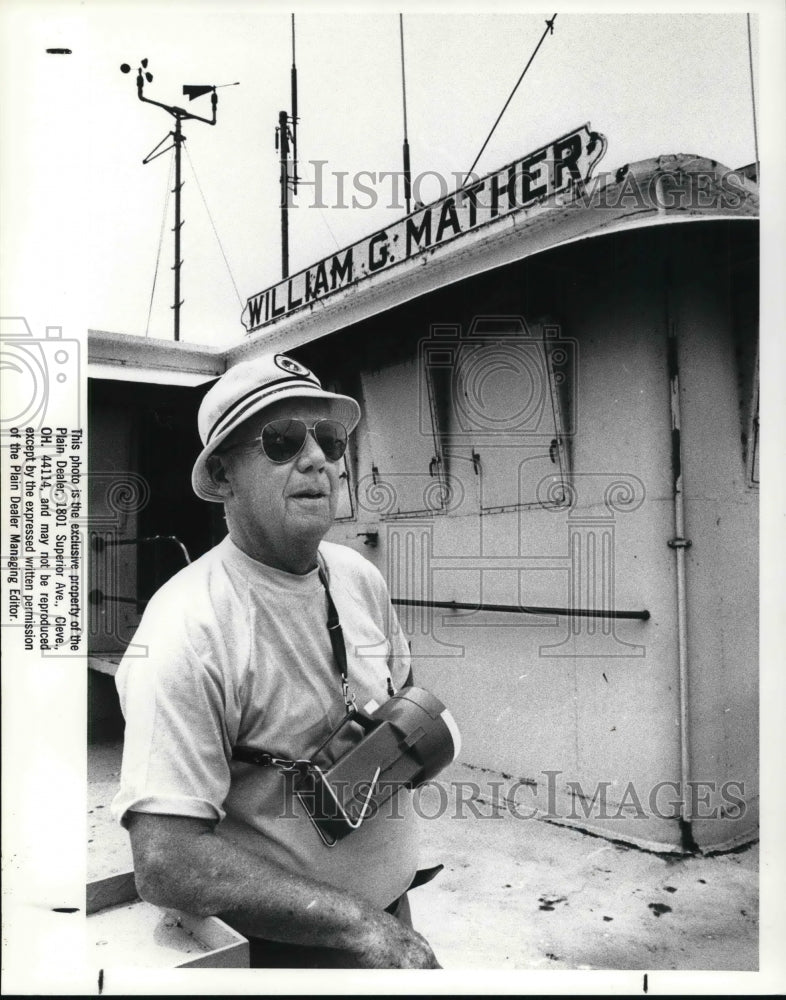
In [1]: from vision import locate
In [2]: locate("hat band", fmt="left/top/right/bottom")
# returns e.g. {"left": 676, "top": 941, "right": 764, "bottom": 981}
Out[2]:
{"left": 206, "top": 375, "right": 322, "bottom": 445}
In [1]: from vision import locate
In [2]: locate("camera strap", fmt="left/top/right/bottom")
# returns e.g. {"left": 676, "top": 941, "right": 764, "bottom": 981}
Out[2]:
{"left": 317, "top": 558, "right": 357, "bottom": 714}
{"left": 232, "top": 554, "right": 356, "bottom": 772}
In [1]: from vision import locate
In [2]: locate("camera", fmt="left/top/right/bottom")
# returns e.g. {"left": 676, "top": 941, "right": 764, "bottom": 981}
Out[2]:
{"left": 294, "top": 686, "right": 461, "bottom": 846}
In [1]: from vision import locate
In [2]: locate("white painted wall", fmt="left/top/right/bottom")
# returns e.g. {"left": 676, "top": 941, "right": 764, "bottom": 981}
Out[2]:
{"left": 326, "top": 220, "right": 758, "bottom": 851}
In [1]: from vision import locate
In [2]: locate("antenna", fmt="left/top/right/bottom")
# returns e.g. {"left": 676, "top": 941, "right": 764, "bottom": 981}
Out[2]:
{"left": 291, "top": 14, "right": 298, "bottom": 196}
{"left": 119, "top": 59, "right": 237, "bottom": 341}
{"left": 275, "top": 15, "right": 300, "bottom": 279}
{"left": 746, "top": 14, "right": 759, "bottom": 181}
{"left": 462, "top": 14, "right": 557, "bottom": 187}
{"left": 399, "top": 14, "right": 412, "bottom": 215}
{"left": 277, "top": 109, "right": 290, "bottom": 280}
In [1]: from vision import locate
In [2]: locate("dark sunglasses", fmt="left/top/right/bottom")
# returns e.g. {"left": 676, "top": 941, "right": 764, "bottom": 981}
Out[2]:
{"left": 229, "top": 417, "right": 348, "bottom": 464}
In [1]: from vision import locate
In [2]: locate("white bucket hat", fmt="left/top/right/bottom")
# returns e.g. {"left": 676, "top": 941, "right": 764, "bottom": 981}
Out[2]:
{"left": 192, "top": 353, "right": 361, "bottom": 502}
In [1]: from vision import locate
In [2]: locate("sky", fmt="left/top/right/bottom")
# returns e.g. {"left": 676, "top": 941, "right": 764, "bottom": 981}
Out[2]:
{"left": 0, "top": 2, "right": 777, "bottom": 348}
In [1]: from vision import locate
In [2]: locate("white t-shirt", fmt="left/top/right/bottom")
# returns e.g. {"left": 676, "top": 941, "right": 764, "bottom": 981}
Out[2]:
{"left": 112, "top": 536, "right": 419, "bottom": 909}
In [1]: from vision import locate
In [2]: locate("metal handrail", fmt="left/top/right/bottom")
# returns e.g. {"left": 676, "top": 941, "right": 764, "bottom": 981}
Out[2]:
{"left": 392, "top": 598, "right": 650, "bottom": 621}
{"left": 93, "top": 534, "right": 192, "bottom": 565}
{"left": 89, "top": 589, "right": 145, "bottom": 611}
{"left": 90, "top": 534, "right": 192, "bottom": 612}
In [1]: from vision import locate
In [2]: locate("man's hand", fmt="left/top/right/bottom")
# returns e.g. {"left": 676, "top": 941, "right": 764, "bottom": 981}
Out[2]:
{"left": 348, "top": 909, "right": 441, "bottom": 968}
{"left": 126, "top": 812, "right": 441, "bottom": 968}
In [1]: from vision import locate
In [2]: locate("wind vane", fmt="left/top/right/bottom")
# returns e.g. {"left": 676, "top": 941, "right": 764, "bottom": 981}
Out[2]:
{"left": 120, "top": 58, "right": 239, "bottom": 341}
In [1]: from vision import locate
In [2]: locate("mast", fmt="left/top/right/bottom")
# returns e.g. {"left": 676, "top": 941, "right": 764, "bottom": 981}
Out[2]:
{"left": 276, "top": 15, "right": 299, "bottom": 279}
{"left": 278, "top": 109, "right": 290, "bottom": 279}
{"left": 399, "top": 14, "right": 412, "bottom": 215}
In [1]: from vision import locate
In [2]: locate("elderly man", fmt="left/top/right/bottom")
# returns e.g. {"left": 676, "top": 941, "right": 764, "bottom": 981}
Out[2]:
{"left": 112, "top": 353, "right": 441, "bottom": 968}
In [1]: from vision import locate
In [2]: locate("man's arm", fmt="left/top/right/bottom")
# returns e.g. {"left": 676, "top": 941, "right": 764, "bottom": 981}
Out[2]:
{"left": 127, "top": 812, "right": 440, "bottom": 969}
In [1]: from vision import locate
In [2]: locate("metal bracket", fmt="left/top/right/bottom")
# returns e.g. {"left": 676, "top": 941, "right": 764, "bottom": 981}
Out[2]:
{"left": 299, "top": 764, "right": 382, "bottom": 847}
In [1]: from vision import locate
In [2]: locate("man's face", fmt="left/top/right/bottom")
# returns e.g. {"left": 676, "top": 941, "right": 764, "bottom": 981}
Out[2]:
{"left": 217, "top": 397, "right": 343, "bottom": 571}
